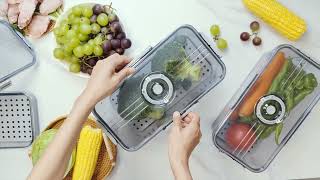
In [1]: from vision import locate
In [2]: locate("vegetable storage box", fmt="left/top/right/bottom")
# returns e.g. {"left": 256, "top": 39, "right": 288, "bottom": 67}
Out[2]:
{"left": 94, "top": 25, "right": 226, "bottom": 151}
{"left": 213, "top": 44, "right": 320, "bottom": 172}
{"left": 0, "top": 20, "right": 39, "bottom": 148}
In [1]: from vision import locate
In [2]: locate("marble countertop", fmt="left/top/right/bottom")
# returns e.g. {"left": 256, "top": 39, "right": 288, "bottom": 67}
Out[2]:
{"left": 1, "top": 0, "right": 319, "bottom": 179}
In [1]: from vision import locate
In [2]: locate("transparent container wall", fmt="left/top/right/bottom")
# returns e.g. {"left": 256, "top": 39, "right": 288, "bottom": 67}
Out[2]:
{"left": 0, "top": 21, "right": 35, "bottom": 83}
{"left": 95, "top": 25, "right": 225, "bottom": 150}
{"left": 214, "top": 45, "right": 320, "bottom": 172}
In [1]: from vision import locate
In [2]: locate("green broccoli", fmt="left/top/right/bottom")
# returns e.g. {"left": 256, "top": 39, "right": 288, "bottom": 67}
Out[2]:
{"left": 164, "top": 59, "right": 201, "bottom": 82}
{"left": 188, "top": 64, "right": 201, "bottom": 82}
{"left": 151, "top": 41, "right": 187, "bottom": 72}
{"left": 139, "top": 106, "right": 165, "bottom": 120}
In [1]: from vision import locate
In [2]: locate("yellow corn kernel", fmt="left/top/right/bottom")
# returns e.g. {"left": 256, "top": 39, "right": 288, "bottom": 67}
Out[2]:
{"left": 72, "top": 126, "right": 103, "bottom": 180}
{"left": 243, "top": 0, "right": 307, "bottom": 41}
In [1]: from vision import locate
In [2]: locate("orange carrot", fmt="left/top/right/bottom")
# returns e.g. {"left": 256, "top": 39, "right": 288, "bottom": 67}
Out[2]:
{"left": 238, "top": 51, "right": 286, "bottom": 117}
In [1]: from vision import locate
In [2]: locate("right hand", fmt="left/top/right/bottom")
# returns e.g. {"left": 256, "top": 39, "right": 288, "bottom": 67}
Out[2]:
{"left": 168, "top": 112, "right": 202, "bottom": 172}
{"left": 83, "top": 54, "right": 135, "bottom": 104}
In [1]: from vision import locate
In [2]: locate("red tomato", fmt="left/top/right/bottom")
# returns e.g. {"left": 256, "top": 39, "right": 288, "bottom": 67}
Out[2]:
{"left": 225, "top": 123, "right": 256, "bottom": 151}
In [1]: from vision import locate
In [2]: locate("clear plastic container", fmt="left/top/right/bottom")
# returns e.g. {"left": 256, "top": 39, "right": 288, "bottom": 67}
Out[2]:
{"left": 94, "top": 25, "right": 226, "bottom": 151}
{"left": 0, "top": 20, "right": 38, "bottom": 148}
{"left": 213, "top": 44, "right": 320, "bottom": 172}
{"left": 0, "top": 20, "right": 36, "bottom": 83}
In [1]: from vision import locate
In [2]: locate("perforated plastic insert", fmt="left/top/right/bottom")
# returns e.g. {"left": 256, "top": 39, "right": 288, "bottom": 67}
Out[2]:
{"left": 0, "top": 94, "right": 34, "bottom": 147}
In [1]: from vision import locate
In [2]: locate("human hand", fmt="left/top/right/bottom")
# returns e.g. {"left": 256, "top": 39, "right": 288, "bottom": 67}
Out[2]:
{"left": 83, "top": 54, "right": 135, "bottom": 104}
{"left": 168, "top": 112, "right": 201, "bottom": 180}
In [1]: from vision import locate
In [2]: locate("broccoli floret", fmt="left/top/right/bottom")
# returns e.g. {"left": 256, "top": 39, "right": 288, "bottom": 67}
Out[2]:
{"left": 164, "top": 59, "right": 182, "bottom": 77}
{"left": 151, "top": 41, "right": 187, "bottom": 72}
{"left": 188, "top": 64, "right": 201, "bottom": 82}
{"left": 165, "top": 59, "right": 190, "bottom": 80}
{"left": 135, "top": 106, "right": 165, "bottom": 120}
{"left": 164, "top": 59, "right": 202, "bottom": 82}
{"left": 146, "top": 106, "right": 165, "bottom": 120}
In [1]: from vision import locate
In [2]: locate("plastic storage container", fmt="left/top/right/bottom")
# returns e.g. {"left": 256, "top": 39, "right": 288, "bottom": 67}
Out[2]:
{"left": 0, "top": 20, "right": 36, "bottom": 83}
{"left": 0, "top": 20, "right": 39, "bottom": 148}
{"left": 0, "top": 92, "right": 39, "bottom": 148}
{"left": 213, "top": 44, "right": 320, "bottom": 172}
{"left": 94, "top": 25, "right": 226, "bottom": 151}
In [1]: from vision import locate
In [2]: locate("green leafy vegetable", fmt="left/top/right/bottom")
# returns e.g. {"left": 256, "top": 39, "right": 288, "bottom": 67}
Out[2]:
{"left": 142, "top": 106, "right": 165, "bottom": 120}
{"left": 275, "top": 123, "right": 283, "bottom": 145}
{"left": 267, "top": 59, "right": 317, "bottom": 142}
{"left": 239, "top": 116, "right": 254, "bottom": 124}
{"left": 268, "top": 59, "right": 291, "bottom": 94}
{"left": 259, "top": 125, "right": 276, "bottom": 139}
{"left": 242, "top": 58, "right": 318, "bottom": 144}
{"left": 31, "top": 129, "right": 76, "bottom": 178}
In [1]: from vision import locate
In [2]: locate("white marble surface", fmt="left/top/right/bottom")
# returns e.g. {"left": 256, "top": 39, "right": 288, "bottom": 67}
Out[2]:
{"left": 0, "top": 0, "right": 320, "bottom": 179}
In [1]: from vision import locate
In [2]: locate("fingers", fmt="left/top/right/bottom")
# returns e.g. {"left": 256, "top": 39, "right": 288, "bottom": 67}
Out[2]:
{"left": 115, "top": 67, "right": 135, "bottom": 82}
{"left": 188, "top": 112, "right": 200, "bottom": 126}
{"left": 109, "top": 54, "right": 131, "bottom": 68}
{"left": 172, "top": 111, "right": 182, "bottom": 128}
{"left": 182, "top": 116, "right": 192, "bottom": 126}
{"left": 115, "top": 61, "right": 130, "bottom": 72}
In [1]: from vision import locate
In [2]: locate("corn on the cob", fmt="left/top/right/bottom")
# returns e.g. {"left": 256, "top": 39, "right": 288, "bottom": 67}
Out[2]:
{"left": 243, "top": 0, "right": 306, "bottom": 41}
{"left": 72, "top": 126, "right": 103, "bottom": 180}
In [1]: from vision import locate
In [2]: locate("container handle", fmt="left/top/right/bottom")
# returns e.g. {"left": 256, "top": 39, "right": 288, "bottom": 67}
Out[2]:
{"left": 127, "top": 46, "right": 153, "bottom": 68}
{"left": 0, "top": 81, "right": 12, "bottom": 91}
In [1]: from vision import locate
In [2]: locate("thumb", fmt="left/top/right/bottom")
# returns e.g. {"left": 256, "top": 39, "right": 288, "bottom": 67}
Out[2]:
{"left": 115, "top": 67, "right": 135, "bottom": 82}
{"left": 172, "top": 111, "right": 182, "bottom": 128}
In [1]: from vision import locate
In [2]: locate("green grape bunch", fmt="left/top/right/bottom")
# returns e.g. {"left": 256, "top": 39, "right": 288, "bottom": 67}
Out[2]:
{"left": 53, "top": 3, "right": 132, "bottom": 75}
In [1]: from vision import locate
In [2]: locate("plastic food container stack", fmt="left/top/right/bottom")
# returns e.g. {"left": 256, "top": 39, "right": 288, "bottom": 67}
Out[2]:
{"left": 213, "top": 45, "right": 320, "bottom": 172}
{"left": 94, "top": 25, "right": 226, "bottom": 151}
{"left": 0, "top": 20, "right": 39, "bottom": 148}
